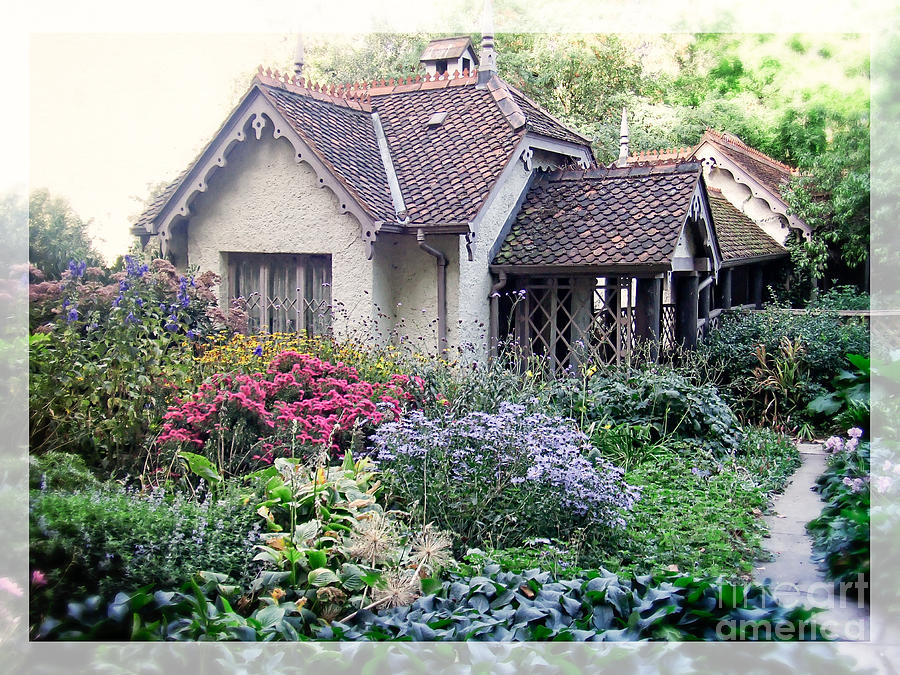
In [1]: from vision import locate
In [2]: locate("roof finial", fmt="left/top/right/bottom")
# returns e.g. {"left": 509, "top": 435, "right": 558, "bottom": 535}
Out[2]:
{"left": 616, "top": 107, "right": 629, "bottom": 167}
{"left": 293, "top": 34, "right": 305, "bottom": 77}
{"left": 478, "top": 0, "right": 496, "bottom": 85}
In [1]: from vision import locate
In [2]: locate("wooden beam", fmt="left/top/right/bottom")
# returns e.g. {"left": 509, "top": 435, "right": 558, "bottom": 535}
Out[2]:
{"left": 751, "top": 266, "right": 764, "bottom": 309}
{"left": 674, "top": 273, "right": 699, "bottom": 350}
{"left": 718, "top": 267, "right": 733, "bottom": 310}
{"left": 635, "top": 277, "right": 661, "bottom": 360}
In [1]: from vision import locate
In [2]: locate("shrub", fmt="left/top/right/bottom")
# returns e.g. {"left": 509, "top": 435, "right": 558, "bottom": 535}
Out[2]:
{"left": 809, "top": 285, "right": 869, "bottom": 311}
{"left": 807, "top": 429, "right": 870, "bottom": 592}
{"left": 546, "top": 365, "right": 740, "bottom": 456}
{"left": 29, "top": 481, "right": 261, "bottom": 626}
{"left": 154, "top": 351, "right": 423, "bottom": 477}
{"left": 193, "top": 331, "right": 410, "bottom": 384}
{"left": 370, "top": 403, "right": 640, "bottom": 550}
{"left": 700, "top": 307, "right": 869, "bottom": 425}
{"left": 29, "top": 255, "right": 222, "bottom": 470}
{"left": 28, "top": 452, "right": 98, "bottom": 492}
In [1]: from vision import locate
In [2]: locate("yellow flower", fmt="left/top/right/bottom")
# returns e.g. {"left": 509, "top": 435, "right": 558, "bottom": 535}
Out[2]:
{"left": 525, "top": 370, "right": 533, "bottom": 378}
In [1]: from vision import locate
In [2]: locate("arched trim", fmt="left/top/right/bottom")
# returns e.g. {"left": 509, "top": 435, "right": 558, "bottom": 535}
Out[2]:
{"left": 143, "top": 86, "right": 380, "bottom": 259}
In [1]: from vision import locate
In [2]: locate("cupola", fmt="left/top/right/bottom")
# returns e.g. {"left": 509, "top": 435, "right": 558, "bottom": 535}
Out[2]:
{"left": 419, "top": 36, "right": 479, "bottom": 77}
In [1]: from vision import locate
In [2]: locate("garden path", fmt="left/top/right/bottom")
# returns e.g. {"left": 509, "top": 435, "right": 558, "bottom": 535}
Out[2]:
{"left": 753, "top": 441, "right": 869, "bottom": 641}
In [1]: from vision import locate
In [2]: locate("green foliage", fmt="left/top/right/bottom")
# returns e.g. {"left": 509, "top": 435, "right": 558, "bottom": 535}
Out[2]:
{"left": 28, "top": 189, "right": 102, "bottom": 280}
{"left": 700, "top": 307, "right": 869, "bottom": 427}
{"left": 28, "top": 452, "right": 98, "bottom": 492}
{"left": 782, "top": 111, "right": 870, "bottom": 274}
{"left": 734, "top": 427, "right": 803, "bottom": 498}
{"left": 809, "top": 285, "right": 870, "bottom": 311}
{"left": 807, "top": 354, "right": 870, "bottom": 431}
{"left": 34, "top": 566, "right": 827, "bottom": 642}
{"left": 601, "top": 445, "right": 767, "bottom": 579}
{"left": 321, "top": 566, "right": 826, "bottom": 641}
{"left": 807, "top": 437, "right": 870, "bottom": 591}
{"left": 548, "top": 364, "right": 740, "bottom": 457}
{"left": 29, "top": 482, "right": 261, "bottom": 628}
{"left": 462, "top": 539, "right": 584, "bottom": 579}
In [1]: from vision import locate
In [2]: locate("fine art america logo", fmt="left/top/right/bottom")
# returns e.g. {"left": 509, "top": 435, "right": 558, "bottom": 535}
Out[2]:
{"left": 715, "top": 574, "right": 869, "bottom": 641}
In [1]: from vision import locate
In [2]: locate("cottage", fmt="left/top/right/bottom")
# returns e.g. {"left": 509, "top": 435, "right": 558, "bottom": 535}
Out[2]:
{"left": 132, "top": 34, "right": 795, "bottom": 368}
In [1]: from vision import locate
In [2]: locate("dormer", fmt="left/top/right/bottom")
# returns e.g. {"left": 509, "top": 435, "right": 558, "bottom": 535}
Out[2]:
{"left": 420, "top": 36, "right": 479, "bottom": 77}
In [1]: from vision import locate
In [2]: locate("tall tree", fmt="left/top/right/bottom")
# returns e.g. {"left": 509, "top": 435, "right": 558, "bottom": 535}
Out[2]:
{"left": 29, "top": 189, "right": 101, "bottom": 279}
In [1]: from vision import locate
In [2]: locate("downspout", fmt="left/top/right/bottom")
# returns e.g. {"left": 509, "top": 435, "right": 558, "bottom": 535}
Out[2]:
{"left": 417, "top": 229, "right": 448, "bottom": 354}
{"left": 489, "top": 271, "right": 508, "bottom": 358}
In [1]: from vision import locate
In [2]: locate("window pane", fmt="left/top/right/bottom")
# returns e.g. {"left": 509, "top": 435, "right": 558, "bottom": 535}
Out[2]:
{"left": 305, "top": 255, "right": 332, "bottom": 336}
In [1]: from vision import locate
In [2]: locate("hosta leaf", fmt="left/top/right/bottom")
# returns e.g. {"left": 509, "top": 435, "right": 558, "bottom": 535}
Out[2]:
{"left": 307, "top": 568, "right": 341, "bottom": 587}
{"left": 177, "top": 451, "right": 223, "bottom": 484}
{"left": 339, "top": 563, "right": 365, "bottom": 591}
{"left": 306, "top": 549, "right": 327, "bottom": 570}
{"left": 255, "top": 604, "right": 285, "bottom": 627}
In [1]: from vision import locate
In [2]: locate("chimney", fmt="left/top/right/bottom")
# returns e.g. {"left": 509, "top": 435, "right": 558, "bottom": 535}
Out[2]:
{"left": 293, "top": 34, "right": 305, "bottom": 77}
{"left": 616, "top": 107, "right": 629, "bottom": 167}
{"left": 477, "top": 0, "right": 496, "bottom": 85}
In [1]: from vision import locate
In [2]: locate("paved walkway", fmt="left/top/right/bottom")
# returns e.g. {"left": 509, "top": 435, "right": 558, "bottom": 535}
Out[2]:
{"left": 753, "top": 442, "right": 869, "bottom": 641}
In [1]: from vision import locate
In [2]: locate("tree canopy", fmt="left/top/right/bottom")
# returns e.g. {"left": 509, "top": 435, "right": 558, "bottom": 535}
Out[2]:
{"left": 29, "top": 189, "right": 102, "bottom": 279}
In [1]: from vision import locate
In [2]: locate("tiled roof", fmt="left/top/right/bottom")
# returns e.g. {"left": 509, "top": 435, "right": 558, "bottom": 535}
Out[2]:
{"left": 707, "top": 189, "right": 787, "bottom": 261}
{"left": 261, "top": 85, "right": 395, "bottom": 221}
{"left": 507, "top": 88, "right": 592, "bottom": 146}
{"left": 700, "top": 129, "right": 797, "bottom": 198}
{"left": 134, "top": 68, "right": 592, "bottom": 232}
{"left": 372, "top": 83, "right": 524, "bottom": 224}
{"left": 494, "top": 162, "right": 702, "bottom": 268}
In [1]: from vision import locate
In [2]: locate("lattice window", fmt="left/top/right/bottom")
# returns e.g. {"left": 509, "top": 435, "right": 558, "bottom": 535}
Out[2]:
{"left": 228, "top": 253, "right": 332, "bottom": 335}
{"left": 514, "top": 276, "right": 637, "bottom": 374}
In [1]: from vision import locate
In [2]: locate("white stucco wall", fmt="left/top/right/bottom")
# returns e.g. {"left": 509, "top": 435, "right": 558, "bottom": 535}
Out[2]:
{"left": 379, "top": 233, "right": 460, "bottom": 355}
{"left": 457, "top": 147, "right": 534, "bottom": 363}
{"left": 185, "top": 126, "right": 383, "bottom": 341}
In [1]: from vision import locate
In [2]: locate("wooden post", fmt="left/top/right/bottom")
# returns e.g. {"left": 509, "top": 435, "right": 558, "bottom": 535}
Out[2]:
{"left": 635, "top": 276, "right": 661, "bottom": 360}
{"left": 674, "top": 273, "right": 699, "bottom": 350}
{"left": 719, "top": 267, "right": 733, "bottom": 310}
{"left": 698, "top": 278, "right": 711, "bottom": 341}
{"left": 751, "top": 265, "right": 764, "bottom": 309}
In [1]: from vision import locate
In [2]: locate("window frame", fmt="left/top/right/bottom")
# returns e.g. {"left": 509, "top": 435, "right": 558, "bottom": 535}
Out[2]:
{"left": 226, "top": 252, "right": 332, "bottom": 335}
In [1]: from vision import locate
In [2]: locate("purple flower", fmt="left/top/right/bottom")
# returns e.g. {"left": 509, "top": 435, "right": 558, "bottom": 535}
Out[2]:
{"left": 125, "top": 312, "right": 138, "bottom": 324}
{"left": 824, "top": 436, "right": 844, "bottom": 453}
{"left": 253, "top": 346, "right": 264, "bottom": 357}
{"left": 847, "top": 427, "right": 864, "bottom": 439}
{"left": 66, "top": 307, "right": 79, "bottom": 322}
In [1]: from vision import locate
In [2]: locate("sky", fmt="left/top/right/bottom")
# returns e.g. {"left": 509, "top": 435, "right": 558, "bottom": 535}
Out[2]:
{"left": 10, "top": 0, "right": 890, "bottom": 263}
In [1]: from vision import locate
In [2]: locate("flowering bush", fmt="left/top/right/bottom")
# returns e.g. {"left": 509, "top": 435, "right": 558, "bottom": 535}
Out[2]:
{"left": 155, "top": 351, "right": 423, "bottom": 477}
{"left": 193, "top": 331, "right": 410, "bottom": 384}
{"left": 370, "top": 403, "right": 640, "bottom": 550}
{"left": 29, "top": 255, "right": 223, "bottom": 470}
{"left": 807, "top": 428, "right": 870, "bottom": 592}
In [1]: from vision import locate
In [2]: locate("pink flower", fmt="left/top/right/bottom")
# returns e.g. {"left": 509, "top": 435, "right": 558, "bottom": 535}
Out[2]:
{"left": 847, "top": 427, "right": 864, "bottom": 439}
{"left": 31, "top": 570, "right": 47, "bottom": 587}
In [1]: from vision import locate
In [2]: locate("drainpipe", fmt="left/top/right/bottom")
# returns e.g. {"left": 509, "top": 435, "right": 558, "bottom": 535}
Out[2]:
{"left": 417, "top": 229, "right": 448, "bottom": 354}
{"left": 489, "top": 271, "right": 508, "bottom": 358}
